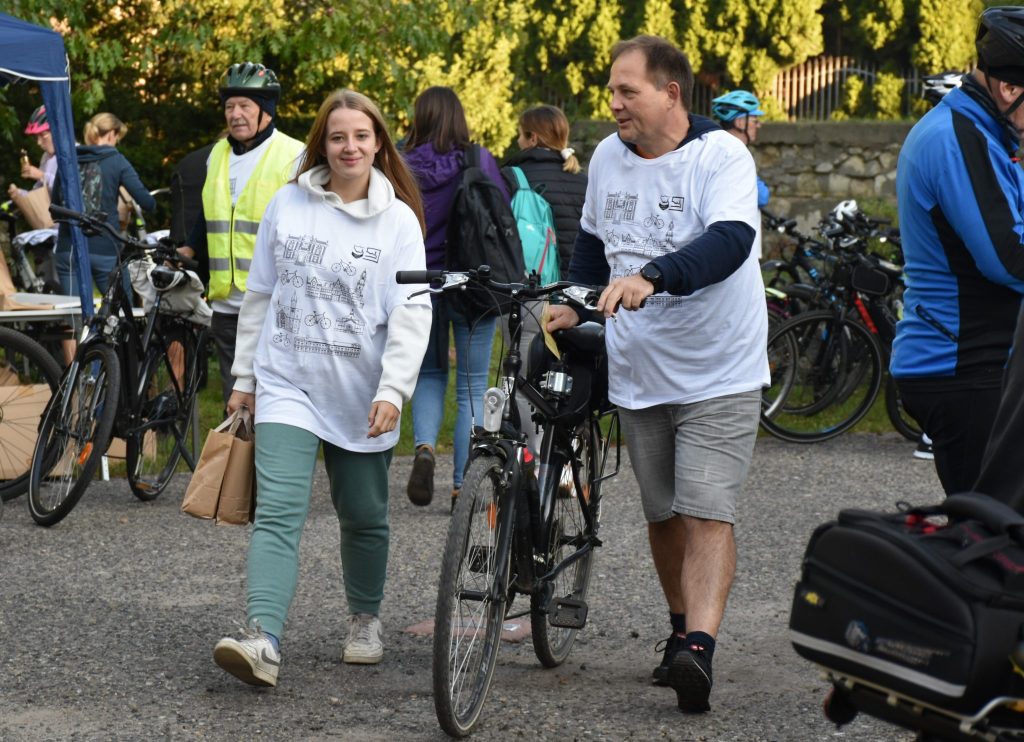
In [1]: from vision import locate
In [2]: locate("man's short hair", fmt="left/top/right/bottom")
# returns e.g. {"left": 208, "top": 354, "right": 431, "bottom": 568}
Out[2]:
{"left": 611, "top": 35, "right": 694, "bottom": 110}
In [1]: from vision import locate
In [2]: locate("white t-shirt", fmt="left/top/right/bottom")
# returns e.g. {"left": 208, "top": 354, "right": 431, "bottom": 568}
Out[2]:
{"left": 246, "top": 172, "right": 429, "bottom": 452}
{"left": 582, "top": 131, "right": 769, "bottom": 409}
{"left": 210, "top": 130, "right": 303, "bottom": 314}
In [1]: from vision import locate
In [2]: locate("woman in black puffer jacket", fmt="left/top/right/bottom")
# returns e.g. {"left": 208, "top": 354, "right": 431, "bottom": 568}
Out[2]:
{"left": 501, "top": 105, "right": 588, "bottom": 451}
{"left": 501, "top": 105, "right": 587, "bottom": 277}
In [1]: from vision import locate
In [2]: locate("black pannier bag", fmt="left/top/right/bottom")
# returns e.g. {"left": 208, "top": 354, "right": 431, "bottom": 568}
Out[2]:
{"left": 789, "top": 493, "right": 1024, "bottom": 739}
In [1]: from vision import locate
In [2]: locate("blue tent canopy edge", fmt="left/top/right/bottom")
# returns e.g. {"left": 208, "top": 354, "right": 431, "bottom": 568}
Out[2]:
{"left": 1, "top": 11, "right": 93, "bottom": 316}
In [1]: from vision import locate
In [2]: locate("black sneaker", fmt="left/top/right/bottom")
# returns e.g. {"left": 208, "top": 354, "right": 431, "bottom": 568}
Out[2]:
{"left": 913, "top": 434, "right": 934, "bottom": 461}
{"left": 668, "top": 645, "right": 713, "bottom": 713}
{"left": 652, "top": 633, "right": 687, "bottom": 686}
{"left": 407, "top": 445, "right": 435, "bottom": 506}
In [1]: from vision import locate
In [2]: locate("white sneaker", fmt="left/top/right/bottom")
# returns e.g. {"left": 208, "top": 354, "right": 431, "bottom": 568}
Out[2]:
{"left": 213, "top": 622, "right": 280, "bottom": 686}
{"left": 913, "top": 433, "right": 935, "bottom": 461}
{"left": 343, "top": 613, "right": 383, "bottom": 664}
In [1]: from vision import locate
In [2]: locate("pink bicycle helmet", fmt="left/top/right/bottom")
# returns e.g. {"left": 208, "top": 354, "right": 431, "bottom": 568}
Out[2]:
{"left": 24, "top": 105, "right": 49, "bottom": 135}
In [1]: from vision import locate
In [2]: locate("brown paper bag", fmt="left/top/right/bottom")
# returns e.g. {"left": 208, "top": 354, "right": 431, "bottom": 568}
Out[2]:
{"left": 181, "top": 408, "right": 255, "bottom": 522}
{"left": 11, "top": 186, "right": 54, "bottom": 230}
{"left": 215, "top": 410, "right": 256, "bottom": 525}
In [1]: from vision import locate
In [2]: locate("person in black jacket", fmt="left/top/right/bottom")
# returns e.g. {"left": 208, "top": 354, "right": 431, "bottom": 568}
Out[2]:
{"left": 502, "top": 105, "right": 587, "bottom": 276}
{"left": 500, "top": 105, "right": 588, "bottom": 451}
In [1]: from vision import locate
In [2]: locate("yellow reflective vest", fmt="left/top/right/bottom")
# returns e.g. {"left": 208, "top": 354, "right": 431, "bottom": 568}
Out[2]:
{"left": 203, "top": 132, "right": 304, "bottom": 300}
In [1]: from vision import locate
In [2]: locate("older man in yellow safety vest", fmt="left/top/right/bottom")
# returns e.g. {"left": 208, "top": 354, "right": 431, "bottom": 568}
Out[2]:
{"left": 180, "top": 61, "right": 304, "bottom": 406}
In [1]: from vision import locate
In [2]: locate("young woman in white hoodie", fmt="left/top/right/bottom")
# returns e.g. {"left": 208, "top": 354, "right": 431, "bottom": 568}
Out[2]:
{"left": 212, "top": 89, "right": 432, "bottom": 687}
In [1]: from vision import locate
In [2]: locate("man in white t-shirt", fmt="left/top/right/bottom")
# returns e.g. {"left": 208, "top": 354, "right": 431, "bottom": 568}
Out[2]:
{"left": 548, "top": 35, "right": 768, "bottom": 714}
{"left": 179, "top": 62, "right": 304, "bottom": 406}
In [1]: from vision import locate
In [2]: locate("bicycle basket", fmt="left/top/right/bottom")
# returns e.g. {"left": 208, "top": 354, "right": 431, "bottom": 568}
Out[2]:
{"left": 851, "top": 263, "right": 890, "bottom": 296}
{"left": 129, "top": 257, "right": 212, "bottom": 326}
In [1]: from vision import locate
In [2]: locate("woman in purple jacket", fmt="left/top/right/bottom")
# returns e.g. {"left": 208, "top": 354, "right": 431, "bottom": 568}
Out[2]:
{"left": 403, "top": 86, "right": 509, "bottom": 510}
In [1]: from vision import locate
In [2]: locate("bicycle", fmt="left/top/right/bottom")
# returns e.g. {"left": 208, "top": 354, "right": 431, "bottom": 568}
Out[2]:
{"left": 26, "top": 204, "right": 209, "bottom": 526}
{"left": 0, "top": 326, "right": 62, "bottom": 502}
{"left": 395, "top": 267, "right": 620, "bottom": 737}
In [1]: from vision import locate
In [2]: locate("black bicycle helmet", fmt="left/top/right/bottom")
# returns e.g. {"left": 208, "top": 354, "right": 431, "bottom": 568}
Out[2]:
{"left": 921, "top": 71, "right": 963, "bottom": 106}
{"left": 976, "top": 6, "right": 1024, "bottom": 85}
{"left": 219, "top": 62, "right": 281, "bottom": 104}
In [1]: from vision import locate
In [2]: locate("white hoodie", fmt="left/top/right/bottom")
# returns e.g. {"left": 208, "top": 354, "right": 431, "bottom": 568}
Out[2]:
{"left": 232, "top": 165, "right": 431, "bottom": 452}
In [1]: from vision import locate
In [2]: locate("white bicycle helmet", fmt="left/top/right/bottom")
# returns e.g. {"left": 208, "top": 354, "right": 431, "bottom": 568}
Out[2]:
{"left": 831, "top": 200, "right": 859, "bottom": 222}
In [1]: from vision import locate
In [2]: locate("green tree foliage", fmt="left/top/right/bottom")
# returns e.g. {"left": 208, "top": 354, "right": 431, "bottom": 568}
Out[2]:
{"left": 912, "top": 0, "right": 983, "bottom": 72}
{"left": 0, "top": 0, "right": 995, "bottom": 195}
{"left": 871, "top": 70, "right": 905, "bottom": 119}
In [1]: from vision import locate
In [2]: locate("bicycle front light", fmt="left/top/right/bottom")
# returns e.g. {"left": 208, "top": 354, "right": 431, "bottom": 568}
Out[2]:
{"left": 482, "top": 387, "right": 507, "bottom": 433}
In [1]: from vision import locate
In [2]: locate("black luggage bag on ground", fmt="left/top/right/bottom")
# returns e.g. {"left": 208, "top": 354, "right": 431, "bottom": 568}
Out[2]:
{"left": 789, "top": 493, "right": 1024, "bottom": 741}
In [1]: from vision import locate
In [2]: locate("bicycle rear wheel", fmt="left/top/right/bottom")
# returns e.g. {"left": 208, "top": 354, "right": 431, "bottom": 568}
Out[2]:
{"left": 0, "top": 327, "right": 62, "bottom": 502}
{"left": 760, "top": 311, "right": 883, "bottom": 443}
{"left": 27, "top": 343, "right": 120, "bottom": 526}
{"left": 531, "top": 419, "right": 601, "bottom": 668}
{"left": 433, "top": 453, "right": 510, "bottom": 738}
{"left": 127, "top": 322, "right": 202, "bottom": 500}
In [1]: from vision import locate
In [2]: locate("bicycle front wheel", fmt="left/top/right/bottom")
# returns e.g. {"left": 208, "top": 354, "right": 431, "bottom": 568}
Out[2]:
{"left": 884, "top": 374, "right": 922, "bottom": 441}
{"left": 0, "top": 327, "right": 62, "bottom": 502}
{"left": 760, "top": 311, "right": 883, "bottom": 443}
{"left": 433, "top": 453, "right": 510, "bottom": 738}
{"left": 127, "top": 323, "right": 202, "bottom": 500}
{"left": 28, "top": 343, "right": 120, "bottom": 526}
{"left": 531, "top": 419, "right": 601, "bottom": 668}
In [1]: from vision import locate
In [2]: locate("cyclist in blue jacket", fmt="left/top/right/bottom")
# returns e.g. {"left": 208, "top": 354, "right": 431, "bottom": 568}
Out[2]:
{"left": 711, "top": 90, "right": 770, "bottom": 209}
{"left": 891, "top": 6, "right": 1024, "bottom": 495}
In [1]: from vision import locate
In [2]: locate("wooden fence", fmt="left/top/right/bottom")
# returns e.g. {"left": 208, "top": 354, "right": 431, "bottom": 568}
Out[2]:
{"left": 694, "top": 55, "right": 965, "bottom": 121}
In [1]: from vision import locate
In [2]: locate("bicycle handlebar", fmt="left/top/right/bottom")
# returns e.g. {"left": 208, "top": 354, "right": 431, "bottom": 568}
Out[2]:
{"left": 50, "top": 203, "right": 198, "bottom": 271}
{"left": 396, "top": 267, "right": 603, "bottom": 312}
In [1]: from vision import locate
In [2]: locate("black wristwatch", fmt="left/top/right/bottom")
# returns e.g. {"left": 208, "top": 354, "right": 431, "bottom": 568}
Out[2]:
{"left": 639, "top": 261, "right": 664, "bottom": 293}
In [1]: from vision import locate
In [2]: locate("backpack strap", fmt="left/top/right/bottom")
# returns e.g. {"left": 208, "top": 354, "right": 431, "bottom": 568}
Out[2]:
{"left": 509, "top": 165, "right": 530, "bottom": 191}
{"left": 463, "top": 143, "right": 481, "bottom": 169}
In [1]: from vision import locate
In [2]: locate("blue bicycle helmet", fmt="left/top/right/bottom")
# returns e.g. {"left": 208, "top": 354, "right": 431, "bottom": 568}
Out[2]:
{"left": 711, "top": 90, "right": 765, "bottom": 123}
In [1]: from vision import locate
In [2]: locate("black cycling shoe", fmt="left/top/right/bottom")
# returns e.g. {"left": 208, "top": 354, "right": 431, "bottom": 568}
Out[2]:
{"left": 668, "top": 646, "right": 712, "bottom": 713}
{"left": 652, "top": 633, "right": 687, "bottom": 686}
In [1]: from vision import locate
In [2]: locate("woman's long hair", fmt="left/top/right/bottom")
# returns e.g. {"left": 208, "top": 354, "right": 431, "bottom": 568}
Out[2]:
{"left": 296, "top": 89, "right": 425, "bottom": 234}
{"left": 83, "top": 112, "right": 127, "bottom": 145}
{"left": 403, "top": 86, "right": 470, "bottom": 154}
{"left": 519, "top": 105, "right": 580, "bottom": 174}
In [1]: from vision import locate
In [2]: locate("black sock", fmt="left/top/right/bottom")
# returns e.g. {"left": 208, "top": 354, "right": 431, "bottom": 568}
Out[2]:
{"left": 685, "top": 631, "right": 716, "bottom": 661}
{"left": 670, "top": 612, "right": 686, "bottom": 636}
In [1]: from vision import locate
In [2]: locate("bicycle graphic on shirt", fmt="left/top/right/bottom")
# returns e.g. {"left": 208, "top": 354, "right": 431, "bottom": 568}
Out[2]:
{"left": 304, "top": 310, "right": 332, "bottom": 329}
{"left": 332, "top": 258, "right": 357, "bottom": 276}
{"left": 642, "top": 213, "right": 665, "bottom": 229}
{"left": 281, "top": 269, "right": 304, "bottom": 287}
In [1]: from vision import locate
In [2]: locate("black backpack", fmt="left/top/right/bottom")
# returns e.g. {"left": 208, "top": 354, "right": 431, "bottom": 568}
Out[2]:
{"left": 445, "top": 145, "right": 525, "bottom": 317}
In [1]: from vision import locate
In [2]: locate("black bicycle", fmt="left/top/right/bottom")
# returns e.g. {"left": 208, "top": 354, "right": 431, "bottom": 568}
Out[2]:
{"left": 26, "top": 204, "right": 208, "bottom": 526}
{"left": 395, "top": 267, "right": 620, "bottom": 738}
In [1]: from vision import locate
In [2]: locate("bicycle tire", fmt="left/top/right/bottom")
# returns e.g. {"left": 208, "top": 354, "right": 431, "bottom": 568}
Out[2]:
{"left": 27, "top": 343, "right": 120, "bottom": 526}
{"left": 127, "top": 322, "right": 202, "bottom": 500}
{"left": 433, "top": 453, "right": 510, "bottom": 738}
{"left": 0, "top": 326, "right": 62, "bottom": 502}
{"left": 760, "top": 311, "right": 883, "bottom": 443}
{"left": 884, "top": 374, "right": 922, "bottom": 441}
{"left": 531, "top": 419, "right": 601, "bottom": 668}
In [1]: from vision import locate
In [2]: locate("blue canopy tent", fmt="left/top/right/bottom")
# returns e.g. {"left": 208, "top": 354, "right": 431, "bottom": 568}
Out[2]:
{"left": 0, "top": 11, "right": 92, "bottom": 316}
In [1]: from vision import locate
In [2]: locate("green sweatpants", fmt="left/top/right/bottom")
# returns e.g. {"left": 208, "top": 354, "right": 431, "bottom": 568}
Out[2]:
{"left": 246, "top": 422, "right": 393, "bottom": 639}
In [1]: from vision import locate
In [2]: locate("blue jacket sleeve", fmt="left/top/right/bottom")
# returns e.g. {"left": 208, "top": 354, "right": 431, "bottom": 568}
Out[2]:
{"left": 120, "top": 156, "right": 156, "bottom": 212}
{"left": 567, "top": 228, "right": 610, "bottom": 286}
{"left": 649, "top": 220, "right": 755, "bottom": 295}
{"left": 757, "top": 177, "right": 770, "bottom": 209}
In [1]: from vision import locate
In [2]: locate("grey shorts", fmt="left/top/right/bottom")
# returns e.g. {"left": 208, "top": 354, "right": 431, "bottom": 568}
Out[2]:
{"left": 619, "top": 390, "right": 761, "bottom": 524}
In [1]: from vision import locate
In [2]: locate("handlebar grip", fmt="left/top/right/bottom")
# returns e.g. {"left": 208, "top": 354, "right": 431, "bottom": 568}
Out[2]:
{"left": 177, "top": 255, "right": 199, "bottom": 271}
{"left": 395, "top": 270, "right": 443, "bottom": 284}
{"left": 49, "top": 204, "right": 86, "bottom": 222}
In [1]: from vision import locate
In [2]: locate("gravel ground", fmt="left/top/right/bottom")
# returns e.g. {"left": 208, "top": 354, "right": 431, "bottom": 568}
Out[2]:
{"left": 0, "top": 433, "right": 938, "bottom": 741}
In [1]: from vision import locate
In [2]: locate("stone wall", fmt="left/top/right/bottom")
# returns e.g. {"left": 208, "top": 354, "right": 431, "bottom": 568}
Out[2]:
{"left": 569, "top": 120, "right": 912, "bottom": 233}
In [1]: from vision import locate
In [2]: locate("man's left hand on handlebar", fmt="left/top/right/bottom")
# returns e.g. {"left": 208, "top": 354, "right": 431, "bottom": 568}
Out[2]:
{"left": 597, "top": 274, "right": 654, "bottom": 318}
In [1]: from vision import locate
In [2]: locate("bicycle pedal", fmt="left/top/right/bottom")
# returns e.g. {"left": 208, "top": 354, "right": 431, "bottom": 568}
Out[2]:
{"left": 549, "top": 597, "right": 588, "bottom": 629}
